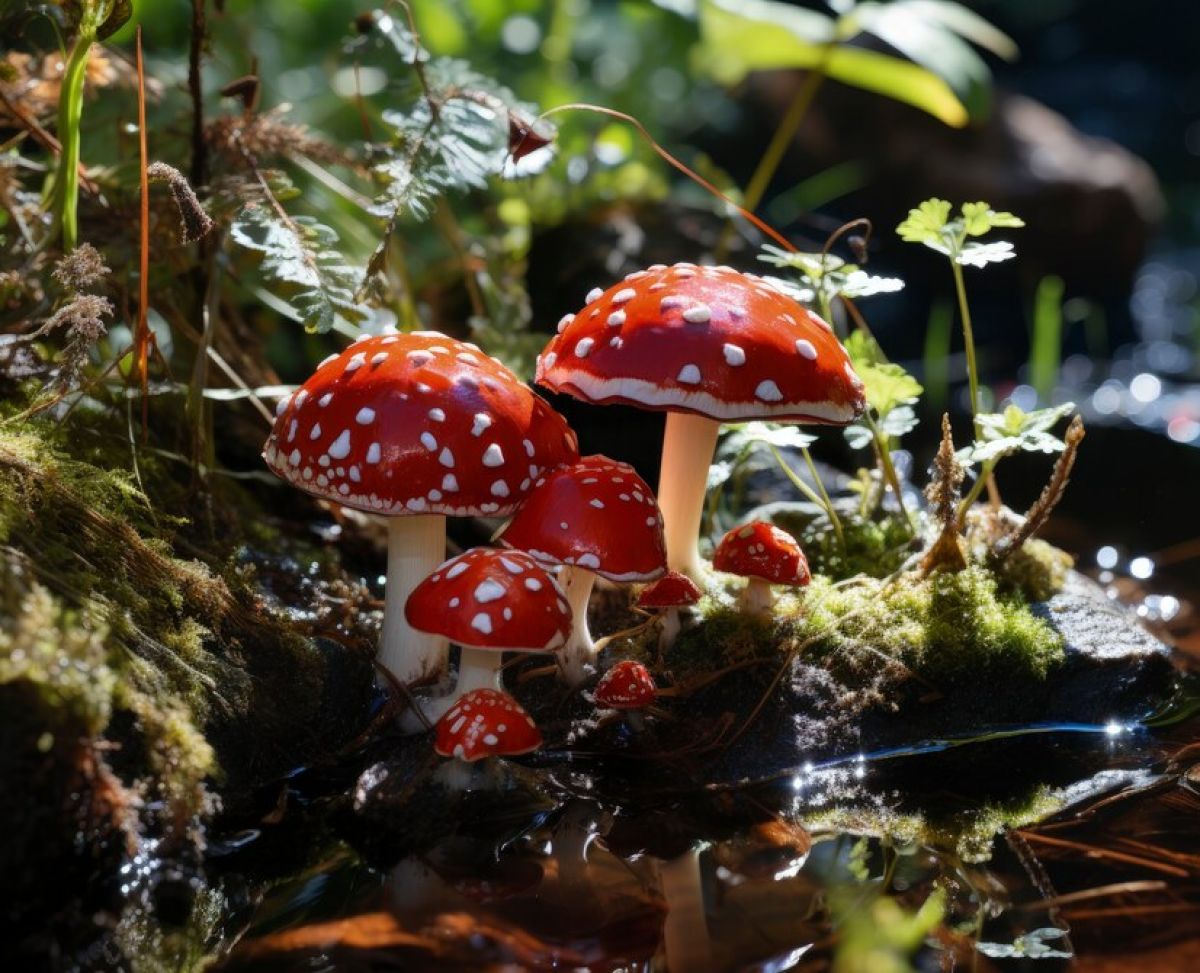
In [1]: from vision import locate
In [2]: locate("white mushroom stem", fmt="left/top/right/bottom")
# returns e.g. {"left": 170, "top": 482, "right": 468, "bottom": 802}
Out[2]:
{"left": 413, "top": 646, "right": 505, "bottom": 725}
{"left": 658, "top": 848, "right": 716, "bottom": 973}
{"left": 658, "top": 412, "right": 721, "bottom": 583}
{"left": 381, "top": 514, "right": 449, "bottom": 685}
{"left": 558, "top": 565, "right": 598, "bottom": 687}
{"left": 658, "top": 607, "right": 682, "bottom": 657}
{"left": 736, "top": 577, "right": 775, "bottom": 617}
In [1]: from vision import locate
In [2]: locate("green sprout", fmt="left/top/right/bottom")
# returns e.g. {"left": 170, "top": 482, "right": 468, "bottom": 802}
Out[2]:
{"left": 897, "top": 199, "right": 1025, "bottom": 427}
{"left": 843, "top": 330, "right": 923, "bottom": 527}
{"left": 758, "top": 243, "right": 904, "bottom": 328}
{"left": 955, "top": 401, "right": 1076, "bottom": 518}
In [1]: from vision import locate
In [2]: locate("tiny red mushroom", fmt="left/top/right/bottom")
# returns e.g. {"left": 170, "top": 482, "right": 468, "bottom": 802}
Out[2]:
{"left": 263, "top": 331, "right": 578, "bottom": 687}
{"left": 434, "top": 688, "right": 542, "bottom": 789}
{"left": 498, "top": 455, "right": 666, "bottom": 686}
{"left": 537, "top": 264, "right": 864, "bottom": 581}
{"left": 595, "top": 660, "right": 657, "bottom": 710}
{"left": 405, "top": 547, "right": 571, "bottom": 720}
{"left": 712, "top": 521, "right": 810, "bottom": 618}
{"left": 637, "top": 570, "right": 702, "bottom": 656}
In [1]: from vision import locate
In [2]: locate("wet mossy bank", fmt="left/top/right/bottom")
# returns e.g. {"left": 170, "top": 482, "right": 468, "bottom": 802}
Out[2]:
{"left": 0, "top": 415, "right": 376, "bottom": 954}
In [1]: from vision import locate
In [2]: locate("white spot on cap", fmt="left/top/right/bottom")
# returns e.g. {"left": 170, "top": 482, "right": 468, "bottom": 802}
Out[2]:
{"left": 756, "top": 380, "right": 783, "bottom": 402}
{"left": 310, "top": 423, "right": 323, "bottom": 440}
{"left": 428, "top": 408, "right": 445, "bottom": 422}
{"left": 407, "top": 350, "right": 433, "bottom": 366}
{"left": 482, "top": 444, "right": 505, "bottom": 467}
{"left": 575, "top": 337, "right": 594, "bottom": 358}
{"left": 607, "top": 310, "right": 626, "bottom": 327}
{"left": 678, "top": 364, "right": 701, "bottom": 384}
{"left": 682, "top": 304, "right": 712, "bottom": 324}
{"left": 471, "top": 413, "right": 493, "bottom": 437}
{"left": 338, "top": 483, "right": 350, "bottom": 495}
{"left": 275, "top": 394, "right": 292, "bottom": 416}
{"left": 345, "top": 352, "right": 367, "bottom": 372}
{"left": 370, "top": 352, "right": 388, "bottom": 366}
{"left": 288, "top": 449, "right": 301, "bottom": 466}
{"left": 475, "top": 580, "right": 505, "bottom": 603}
{"left": 319, "top": 354, "right": 338, "bottom": 368}
{"left": 589, "top": 498, "right": 605, "bottom": 509}
{"left": 356, "top": 407, "right": 375, "bottom": 424}
{"left": 442, "top": 474, "right": 458, "bottom": 491}
{"left": 446, "top": 561, "right": 469, "bottom": 579}
{"left": 578, "top": 553, "right": 601, "bottom": 569}
{"left": 795, "top": 339, "right": 817, "bottom": 360}
{"left": 723, "top": 344, "right": 746, "bottom": 366}
{"left": 420, "top": 432, "right": 437, "bottom": 451}
{"left": 439, "top": 448, "right": 455, "bottom": 468}
{"left": 318, "top": 393, "right": 332, "bottom": 407}
{"left": 543, "top": 352, "right": 557, "bottom": 369}
{"left": 524, "top": 577, "right": 542, "bottom": 591}
{"left": 471, "top": 612, "right": 493, "bottom": 634}
{"left": 500, "top": 557, "right": 525, "bottom": 574}
{"left": 492, "top": 480, "right": 510, "bottom": 498}
{"left": 522, "top": 439, "right": 535, "bottom": 458}
{"left": 349, "top": 466, "right": 361, "bottom": 482}
{"left": 729, "top": 306, "right": 746, "bottom": 319}
{"left": 557, "top": 313, "right": 575, "bottom": 333}
{"left": 287, "top": 420, "right": 297, "bottom": 442}
{"left": 294, "top": 390, "right": 308, "bottom": 407}
{"left": 612, "top": 287, "right": 636, "bottom": 304}
{"left": 367, "top": 442, "right": 381, "bottom": 464}
{"left": 586, "top": 287, "right": 604, "bottom": 303}
{"left": 660, "top": 295, "right": 684, "bottom": 311}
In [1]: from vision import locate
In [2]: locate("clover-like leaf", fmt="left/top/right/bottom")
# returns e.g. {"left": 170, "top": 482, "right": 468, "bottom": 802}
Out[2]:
{"left": 977, "top": 927, "right": 1072, "bottom": 960}
{"left": 724, "top": 421, "right": 819, "bottom": 454}
{"left": 896, "top": 198, "right": 952, "bottom": 246}
{"left": 961, "top": 201, "right": 1025, "bottom": 236}
{"left": 840, "top": 269, "right": 906, "bottom": 298}
{"left": 957, "top": 240, "right": 1017, "bottom": 268}
{"left": 844, "top": 331, "right": 923, "bottom": 417}
{"left": 960, "top": 402, "right": 1076, "bottom": 465}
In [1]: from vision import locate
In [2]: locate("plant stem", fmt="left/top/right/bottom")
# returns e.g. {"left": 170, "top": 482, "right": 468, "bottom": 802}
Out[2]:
{"left": 800, "top": 446, "right": 845, "bottom": 550}
{"left": 864, "top": 413, "right": 913, "bottom": 529}
{"left": 957, "top": 456, "right": 996, "bottom": 525}
{"left": 950, "top": 258, "right": 980, "bottom": 431}
{"left": 716, "top": 56, "right": 830, "bottom": 259}
{"left": 50, "top": 24, "right": 97, "bottom": 250}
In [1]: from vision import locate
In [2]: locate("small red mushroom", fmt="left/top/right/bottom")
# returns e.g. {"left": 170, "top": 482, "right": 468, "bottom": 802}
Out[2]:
{"left": 637, "top": 570, "right": 702, "bottom": 656}
{"left": 537, "top": 264, "right": 864, "bottom": 581}
{"left": 405, "top": 547, "right": 571, "bottom": 719}
{"left": 594, "top": 660, "right": 658, "bottom": 732}
{"left": 712, "top": 521, "right": 810, "bottom": 618}
{"left": 498, "top": 455, "right": 666, "bottom": 686}
{"left": 263, "top": 331, "right": 578, "bottom": 687}
{"left": 433, "top": 688, "right": 542, "bottom": 789}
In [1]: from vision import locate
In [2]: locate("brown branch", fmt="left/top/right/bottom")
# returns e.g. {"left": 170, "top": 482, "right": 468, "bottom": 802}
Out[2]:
{"left": 188, "top": 0, "right": 208, "bottom": 187}
{"left": 990, "top": 415, "right": 1086, "bottom": 565}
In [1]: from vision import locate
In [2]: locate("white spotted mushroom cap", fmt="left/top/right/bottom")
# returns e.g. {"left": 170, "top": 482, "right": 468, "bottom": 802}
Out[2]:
{"left": 594, "top": 660, "right": 657, "bottom": 711}
{"left": 712, "top": 521, "right": 811, "bottom": 587}
{"left": 536, "top": 263, "right": 865, "bottom": 423}
{"left": 498, "top": 455, "right": 667, "bottom": 583}
{"left": 433, "top": 688, "right": 542, "bottom": 762}
{"left": 263, "top": 332, "right": 579, "bottom": 517}
{"left": 405, "top": 547, "right": 572, "bottom": 653}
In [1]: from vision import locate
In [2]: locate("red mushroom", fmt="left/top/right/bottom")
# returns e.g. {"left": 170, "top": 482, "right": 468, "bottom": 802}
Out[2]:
{"left": 433, "top": 688, "right": 542, "bottom": 789}
{"left": 594, "top": 659, "right": 657, "bottom": 710}
{"left": 498, "top": 456, "right": 666, "bottom": 686}
{"left": 637, "top": 570, "right": 702, "bottom": 656}
{"left": 536, "top": 264, "right": 864, "bottom": 581}
{"left": 405, "top": 547, "right": 572, "bottom": 719}
{"left": 263, "top": 331, "right": 578, "bottom": 686}
{"left": 712, "top": 521, "right": 810, "bottom": 618}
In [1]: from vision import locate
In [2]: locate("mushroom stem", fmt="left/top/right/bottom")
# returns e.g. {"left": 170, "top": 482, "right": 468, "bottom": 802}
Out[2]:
{"left": 658, "top": 412, "right": 721, "bottom": 583}
{"left": 381, "top": 514, "right": 449, "bottom": 685}
{"left": 658, "top": 607, "right": 681, "bottom": 658}
{"left": 736, "top": 577, "right": 775, "bottom": 618}
{"left": 658, "top": 848, "right": 716, "bottom": 973}
{"left": 558, "top": 565, "right": 598, "bottom": 687}
{"left": 414, "top": 645, "right": 505, "bottom": 725}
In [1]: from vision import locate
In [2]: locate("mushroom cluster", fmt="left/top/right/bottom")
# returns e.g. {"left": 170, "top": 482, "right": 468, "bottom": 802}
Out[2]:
{"left": 264, "top": 261, "right": 864, "bottom": 751}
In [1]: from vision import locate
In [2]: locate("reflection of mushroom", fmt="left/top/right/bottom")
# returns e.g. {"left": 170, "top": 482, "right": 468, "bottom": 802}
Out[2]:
{"left": 637, "top": 571, "right": 702, "bottom": 657}
{"left": 405, "top": 548, "right": 572, "bottom": 721}
{"left": 498, "top": 456, "right": 666, "bottom": 686}
{"left": 433, "top": 688, "right": 542, "bottom": 790}
{"left": 264, "top": 332, "right": 577, "bottom": 686}
{"left": 658, "top": 848, "right": 717, "bottom": 973}
{"left": 713, "top": 521, "right": 810, "bottom": 618}
{"left": 537, "top": 264, "right": 864, "bottom": 581}
{"left": 594, "top": 659, "right": 658, "bottom": 731}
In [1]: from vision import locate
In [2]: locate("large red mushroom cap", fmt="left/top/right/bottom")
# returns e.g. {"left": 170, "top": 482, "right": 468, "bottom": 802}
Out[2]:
{"left": 433, "top": 688, "right": 542, "bottom": 761}
{"left": 263, "top": 332, "right": 578, "bottom": 517}
{"left": 536, "top": 264, "right": 865, "bottom": 424}
{"left": 498, "top": 456, "right": 667, "bottom": 582}
{"left": 637, "top": 571, "right": 702, "bottom": 610}
{"left": 405, "top": 548, "right": 571, "bottom": 652}
{"left": 594, "top": 660, "right": 657, "bottom": 710}
{"left": 713, "top": 521, "right": 810, "bottom": 586}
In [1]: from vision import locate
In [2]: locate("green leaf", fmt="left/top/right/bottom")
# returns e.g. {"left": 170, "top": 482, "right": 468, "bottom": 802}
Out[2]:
{"left": 757, "top": 246, "right": 904, "bottom": 303}
{"left": 896, "top": 198, "right": 952, "bottom": 245}
{"left": 959, "top": 402, "right": 1075, "bottom": 465}
{"left": 961, "top": 201, "right": 1025, "bottom": 236}
{"left": 723, "top": 421, "right": 819, "bottom": 455}
{"left": 699, "top": 0, "right": 969, "bottom": 127}
{"left": 957, "top": 240, "right": 1016, "bottom": 268}
{"left": 844, "top": 331, "right": 923, "bottom": 417}
{"left": 899, "top": 0, "right": 1019, "bottom": 60}
{"left": 231, "top": 205, "right": 368, "bottom": 334}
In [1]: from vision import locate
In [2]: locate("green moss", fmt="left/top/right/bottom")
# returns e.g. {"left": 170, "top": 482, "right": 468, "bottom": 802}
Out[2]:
{"left": 994, "top": 538, "right": 1073, "bottom": 602}
{"left": 798, "top": 512, "right": 919, "bottom": 580}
